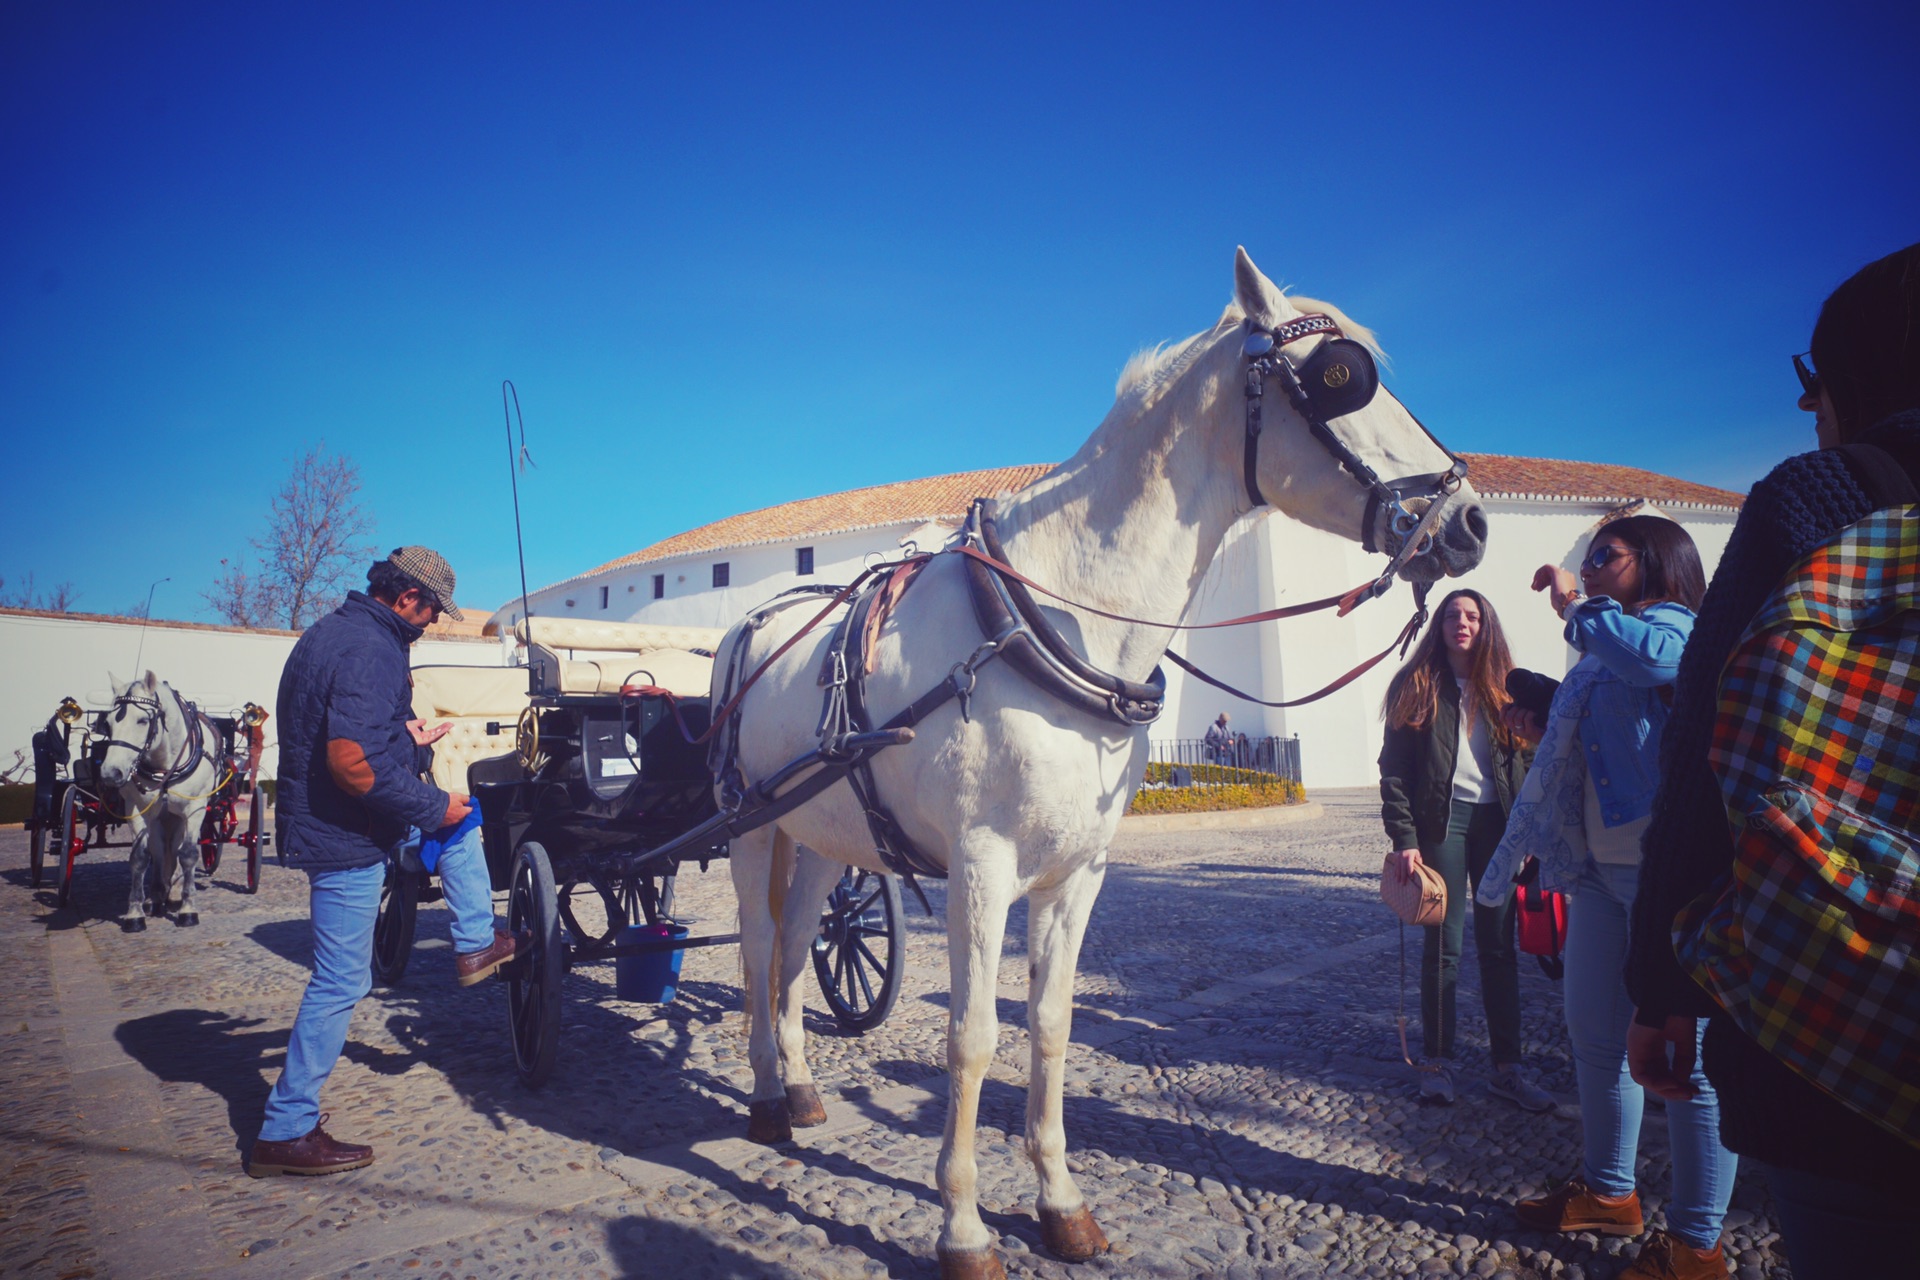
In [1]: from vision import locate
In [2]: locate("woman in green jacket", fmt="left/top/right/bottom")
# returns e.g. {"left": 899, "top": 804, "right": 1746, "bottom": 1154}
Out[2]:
{"left": 1379, "top": 588, "right": 1547, "bottom": 1109}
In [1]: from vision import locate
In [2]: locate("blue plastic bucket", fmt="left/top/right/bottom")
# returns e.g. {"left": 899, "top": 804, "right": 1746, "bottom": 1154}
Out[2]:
{"left": 615, "top": 923, "right": 689, "bottom": 1002}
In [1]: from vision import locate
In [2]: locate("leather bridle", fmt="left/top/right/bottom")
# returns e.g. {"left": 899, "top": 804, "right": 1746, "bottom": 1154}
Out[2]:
{"left": 1242, "top": 314, "right": 1469, "bottom": 605}
{"left": 105, "top": 687, "right": 207, "bottom": 791}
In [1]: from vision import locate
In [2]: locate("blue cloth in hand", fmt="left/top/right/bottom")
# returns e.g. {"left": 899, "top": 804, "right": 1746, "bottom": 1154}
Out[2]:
{"left": 418, "top": 806, "right": 482, "bottom": 873}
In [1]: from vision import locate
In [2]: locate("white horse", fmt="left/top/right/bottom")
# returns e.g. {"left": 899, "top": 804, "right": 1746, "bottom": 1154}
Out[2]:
{"left": 98, "top": 671, "right": 222, "bottom": 930}
{"left": 715, "top": 248, "right": 1488, "bottom": 1278}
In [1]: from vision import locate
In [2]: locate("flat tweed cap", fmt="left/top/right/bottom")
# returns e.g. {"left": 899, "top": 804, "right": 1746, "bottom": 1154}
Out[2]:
{"left": 388, "top": 546, "right": 464, "bottom": 620}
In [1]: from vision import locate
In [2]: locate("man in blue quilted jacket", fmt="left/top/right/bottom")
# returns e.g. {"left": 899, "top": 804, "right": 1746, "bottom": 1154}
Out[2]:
{"left": 249, "top": 546, "right": 519, "bottom": 1178}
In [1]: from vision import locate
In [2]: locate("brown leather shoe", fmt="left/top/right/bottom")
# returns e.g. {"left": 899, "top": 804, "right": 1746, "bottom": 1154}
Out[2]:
{"left": 247, "top": 1114, "right": 373, "bottom": 1177}
{"left": 1516, "top": 1173, "right": 1644, "bottom": 1236}
{"left": 1620, "top": 1230, "right": 1727, "bottom": 1279}
{"left": 455, "top": 929, "right": 521, "bottom": 987}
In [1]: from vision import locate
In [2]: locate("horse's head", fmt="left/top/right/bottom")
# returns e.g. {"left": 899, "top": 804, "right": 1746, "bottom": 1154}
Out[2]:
{"left": 1232, "top": 248, "right": 1486, "bottom": 582}
{"left": 99, "top": 670, "right": 165, "bottom": 788}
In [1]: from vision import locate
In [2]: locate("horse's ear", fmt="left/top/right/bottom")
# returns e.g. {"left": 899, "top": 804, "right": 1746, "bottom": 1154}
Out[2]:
{"left": 1234, "top": 246, "right": 1284, "bottom": 323}
{"left": 108, "top": 671, "right": 122, "bottom": 695}
{"left": 143, "top": 670, "right": 158, "bottom": 691}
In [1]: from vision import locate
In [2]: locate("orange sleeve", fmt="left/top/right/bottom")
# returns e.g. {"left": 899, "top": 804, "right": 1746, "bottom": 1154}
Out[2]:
{"left": 326, "top": 738, "right": 376, "bottom": 797}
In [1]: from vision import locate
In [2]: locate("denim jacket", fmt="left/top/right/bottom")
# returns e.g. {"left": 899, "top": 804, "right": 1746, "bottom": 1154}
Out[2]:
{"left": 1477, "top": 598, "right": 1694, "bottom": 901}
{"left": 1564, "top": 598, "right": 1693, "bottom": 827}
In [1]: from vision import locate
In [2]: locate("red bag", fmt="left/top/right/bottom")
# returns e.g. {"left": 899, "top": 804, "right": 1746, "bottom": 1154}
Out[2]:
{"left": 1515, "top": 862, "right": 1568, "bottom": 979}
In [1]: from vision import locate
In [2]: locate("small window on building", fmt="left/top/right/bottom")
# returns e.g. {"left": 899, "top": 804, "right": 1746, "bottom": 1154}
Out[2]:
{"left": 599, "top": 585, "right": 609, "bottom": 609}
{"left": 796, "top": 546, "right": 814, "bottom": 576}
{"left": 712, "top": 562, "right": 730, "bottom": 588}
{"left": 652, "top": 574, "right": 665, "bottom": 599}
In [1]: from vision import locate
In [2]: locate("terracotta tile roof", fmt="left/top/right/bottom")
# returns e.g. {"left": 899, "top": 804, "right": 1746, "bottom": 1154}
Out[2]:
{"left": 541, "top": 464, "right": 1057, "bottom": 593}
{"left": 0, "top": 603, "right": 492, "bottom": 641}
{"left": 1460, "top": 453, "right": 1745, "bottom": 510}
{"left": 516, "top": 453, "right": 1743, "bottom": 607}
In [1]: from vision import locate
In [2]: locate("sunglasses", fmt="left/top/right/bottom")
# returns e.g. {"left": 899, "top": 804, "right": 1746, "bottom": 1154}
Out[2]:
{"left": 1794, "top": 351, "right": 1819, "bottom": 399}
{"left": 1585, "top": 544, "right": 1637, "bottom": 571}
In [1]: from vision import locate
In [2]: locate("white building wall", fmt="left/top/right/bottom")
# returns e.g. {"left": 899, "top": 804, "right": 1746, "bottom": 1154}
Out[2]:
{"left": 0, "top": 611, "right": 506, "bottom": 782}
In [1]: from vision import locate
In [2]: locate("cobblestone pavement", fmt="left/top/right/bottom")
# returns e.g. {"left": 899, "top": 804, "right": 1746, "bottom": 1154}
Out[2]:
{"left": 0, "top": 792, "right": 1790, "bottom": 1279}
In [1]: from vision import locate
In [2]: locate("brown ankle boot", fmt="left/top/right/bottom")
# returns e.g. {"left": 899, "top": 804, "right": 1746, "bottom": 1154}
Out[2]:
{"left": 1515, "top": 1173, "right": 1644, "bottom": 1236}
{"left": 1620, "top": 1229, "right": 1726, "bottom": 1279}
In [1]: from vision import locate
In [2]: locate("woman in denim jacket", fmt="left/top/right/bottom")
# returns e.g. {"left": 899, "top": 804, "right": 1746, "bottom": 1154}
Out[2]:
{"left": 1480, "top": 515, "right": 1734, "bottom": 1280}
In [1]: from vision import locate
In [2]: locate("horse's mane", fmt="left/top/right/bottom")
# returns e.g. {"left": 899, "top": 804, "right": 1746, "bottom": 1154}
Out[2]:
{"left": 1115, "top": 292, "right": 1387, "bottom": 403}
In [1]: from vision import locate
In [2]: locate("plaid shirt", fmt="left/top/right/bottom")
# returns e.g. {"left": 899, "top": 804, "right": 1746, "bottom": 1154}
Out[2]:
{"left": 1675, "top": 506, "right": 1920, "bottom": 1150}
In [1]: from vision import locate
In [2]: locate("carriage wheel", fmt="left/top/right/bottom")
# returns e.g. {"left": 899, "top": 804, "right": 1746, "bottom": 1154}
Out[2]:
{"left": 506, "top": 841, "right": 562, "bottom": 1089}
{"left": 372, "top": 859, "right": 420, "bottom": 986}
{"left": 201, "top": 822, "right": 222, "bottom": 876}
{"left": 56, "top": 789, "right": 85, "bottom": 909}
{"left": 811, "top": 869, "right": 905, "bottom": 1033}
{"left": 243, "top": 785, "right": 264, "bottom": 894}
{"left": 29, "top": 803, "right": 51, "bottom": 888}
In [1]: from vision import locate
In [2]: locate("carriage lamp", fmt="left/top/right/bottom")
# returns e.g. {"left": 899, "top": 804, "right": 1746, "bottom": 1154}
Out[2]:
{"left": 241, "top": 703, "right": 270, "bottom": 728}
{"left": 56, "top": 697, "right": 84, "bottom": 725}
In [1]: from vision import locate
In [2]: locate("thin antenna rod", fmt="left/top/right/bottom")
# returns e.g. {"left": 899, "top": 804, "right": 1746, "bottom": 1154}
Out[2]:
{"left": 133, "top": 576, "right": 169, "bottom": 675}
{"left": 502, "top": 381, "right": 534, "bottom": 691}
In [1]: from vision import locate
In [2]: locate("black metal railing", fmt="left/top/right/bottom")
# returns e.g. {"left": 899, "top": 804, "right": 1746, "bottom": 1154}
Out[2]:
{"left": 1150, "top": 735, "right": 1302, "bottom": 785}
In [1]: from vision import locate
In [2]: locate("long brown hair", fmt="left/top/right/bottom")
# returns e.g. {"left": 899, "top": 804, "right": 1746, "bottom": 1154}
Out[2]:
{"left": 1382, "top": 589, "right": 1517, "bottom": 746}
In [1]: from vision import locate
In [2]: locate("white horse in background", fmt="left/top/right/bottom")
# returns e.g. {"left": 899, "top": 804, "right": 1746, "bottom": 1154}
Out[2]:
{"left": 98, "top": 671, "right": 221, "bottom": 930}
{"left": 715, "top": 248, "right": 1488, "bottom": 1278}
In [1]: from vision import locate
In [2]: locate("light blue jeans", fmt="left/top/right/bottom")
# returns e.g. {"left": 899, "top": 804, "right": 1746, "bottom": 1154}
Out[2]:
{"left": 258, "top": 821, "right": 496, "bottom": 1142}
{"left": 1564, "top": 859, "right": 1737, "bottom": 1251}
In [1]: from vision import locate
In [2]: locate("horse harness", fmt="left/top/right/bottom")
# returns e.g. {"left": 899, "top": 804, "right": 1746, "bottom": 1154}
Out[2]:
{"left": 709, "top": 316, "right": 1465, "bottom": 884}
{"left": 107, "top": 685, "right": 213, "bottom": 800}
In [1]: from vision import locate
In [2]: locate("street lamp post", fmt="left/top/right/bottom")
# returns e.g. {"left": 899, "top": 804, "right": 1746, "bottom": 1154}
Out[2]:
{"left": 132, "top": 576, "right": 171, "bottom": 674}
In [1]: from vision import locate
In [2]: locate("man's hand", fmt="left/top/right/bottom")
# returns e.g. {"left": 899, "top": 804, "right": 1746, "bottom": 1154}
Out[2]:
{"left": 1531, "top": 564, "right": 1580, "bottom": 614}
{"left": 1626, "top": 1013, "right": 1700, "bottom": 1102}
{"left": 1502, "top": 704, "right": 1546, "bottom": 746}
{"left": 443, "top": 791, "right": 473, "bottom": 828}
{"left": 408, "top": 718, "right": 452, "bottom": 747}
{"left": 1391, "top": 848, "right": 1424, "bottom": 885}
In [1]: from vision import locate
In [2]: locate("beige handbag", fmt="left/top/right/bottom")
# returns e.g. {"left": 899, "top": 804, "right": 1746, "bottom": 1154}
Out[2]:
{"left": 1380, "top": 854, "right": 1447, "bottom": 927}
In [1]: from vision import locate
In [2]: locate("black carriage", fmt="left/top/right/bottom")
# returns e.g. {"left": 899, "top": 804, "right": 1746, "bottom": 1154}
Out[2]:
{"left": 375, "top": 630, "right": 908, "bottom": 1089}
{"left": 28, "top": 698, "right": 129, "bottom": 907}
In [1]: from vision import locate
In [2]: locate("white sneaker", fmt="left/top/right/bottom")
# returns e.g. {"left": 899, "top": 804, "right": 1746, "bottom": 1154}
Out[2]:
{"left": 1418, "top": 1058, "right": 1455, "bottom": 1105}
{"left": 1490, "top": 1064, "right": 1553, "bottom": 1112}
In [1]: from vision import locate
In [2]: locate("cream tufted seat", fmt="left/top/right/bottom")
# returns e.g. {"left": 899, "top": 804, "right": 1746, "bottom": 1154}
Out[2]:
{"left": 410, "top": 665, "right": 533, "bottom": 793}
{"left": 516, "top": 617, "right": 720, "bottom": 699}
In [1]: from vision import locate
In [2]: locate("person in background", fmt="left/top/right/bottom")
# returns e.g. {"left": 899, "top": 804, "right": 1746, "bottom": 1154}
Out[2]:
{"left": 1479, "top": 515, "right": 1731, "bottom": 1280}
{"left": 1625, "top": 241, "right": 1920, "bottom": 1280}
{"left": 1379, "top": 589, "right": 1548, "bottom": 1111}
{"left": 1204, "top": 711, "right": 1232, "bottom": 764}
{"left": 249, "top": 547, "right": 520, "bottom": 1178}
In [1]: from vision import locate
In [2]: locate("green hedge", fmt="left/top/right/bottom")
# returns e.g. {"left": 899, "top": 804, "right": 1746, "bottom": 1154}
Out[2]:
{"left": 1126, "top": 763, "right": 1305, "bottom": 816}
{"left": 0, "top": 784, "right": 30, "bottom": 826}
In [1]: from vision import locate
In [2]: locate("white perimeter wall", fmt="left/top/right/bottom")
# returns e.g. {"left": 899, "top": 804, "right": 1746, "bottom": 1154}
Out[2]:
{"left": 0, "top": 612, "right": 506, "bottom": 782}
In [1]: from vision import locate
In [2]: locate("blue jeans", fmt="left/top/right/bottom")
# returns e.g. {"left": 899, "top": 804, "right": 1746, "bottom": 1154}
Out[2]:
{"left": 259, "top": 822, "right": 497, "bottom": 1142}
{"left": 1564, "top": 859, "right": 1737, "bottom": 1251}
{"left": 1767, "top": 1164, "right": 1908, "bottom": 1279}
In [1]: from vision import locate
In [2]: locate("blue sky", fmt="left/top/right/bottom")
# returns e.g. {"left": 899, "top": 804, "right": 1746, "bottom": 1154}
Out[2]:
{"left": 3, "top": 1, "right": 1915, "bottom": 623}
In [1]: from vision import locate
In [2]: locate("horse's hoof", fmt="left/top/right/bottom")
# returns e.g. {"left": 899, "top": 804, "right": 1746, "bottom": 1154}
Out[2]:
{"left": 786, "top": 1083, "right": 828, "bottom": 1127}
{"left": 746, "top": 1098, "right": 792, "bottom": 1145}
{"left": 936, "top": 1246, "right": 1008, "bottom": 1280}
{"left": 1039, "top": 1204, "right": 1110, "bottom": 1262}
{"left": 174, "top": 912, "right": 199, "bottom": 928}
{"left": 122, "top": 917, "right": 147, "bottom": 934}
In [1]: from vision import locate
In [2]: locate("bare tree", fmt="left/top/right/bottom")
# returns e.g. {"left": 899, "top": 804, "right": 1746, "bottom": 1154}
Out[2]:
{"left": 204, "top": 446, "right": 377, "bottom": 630}
{"left": 0, "top": 572, "right": 79, "bottom": 612}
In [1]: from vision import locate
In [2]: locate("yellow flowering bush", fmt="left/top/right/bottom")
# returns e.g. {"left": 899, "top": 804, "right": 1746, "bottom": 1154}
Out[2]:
{"left": 1126, "top": 763, "right": 1305, "bottom": 815}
